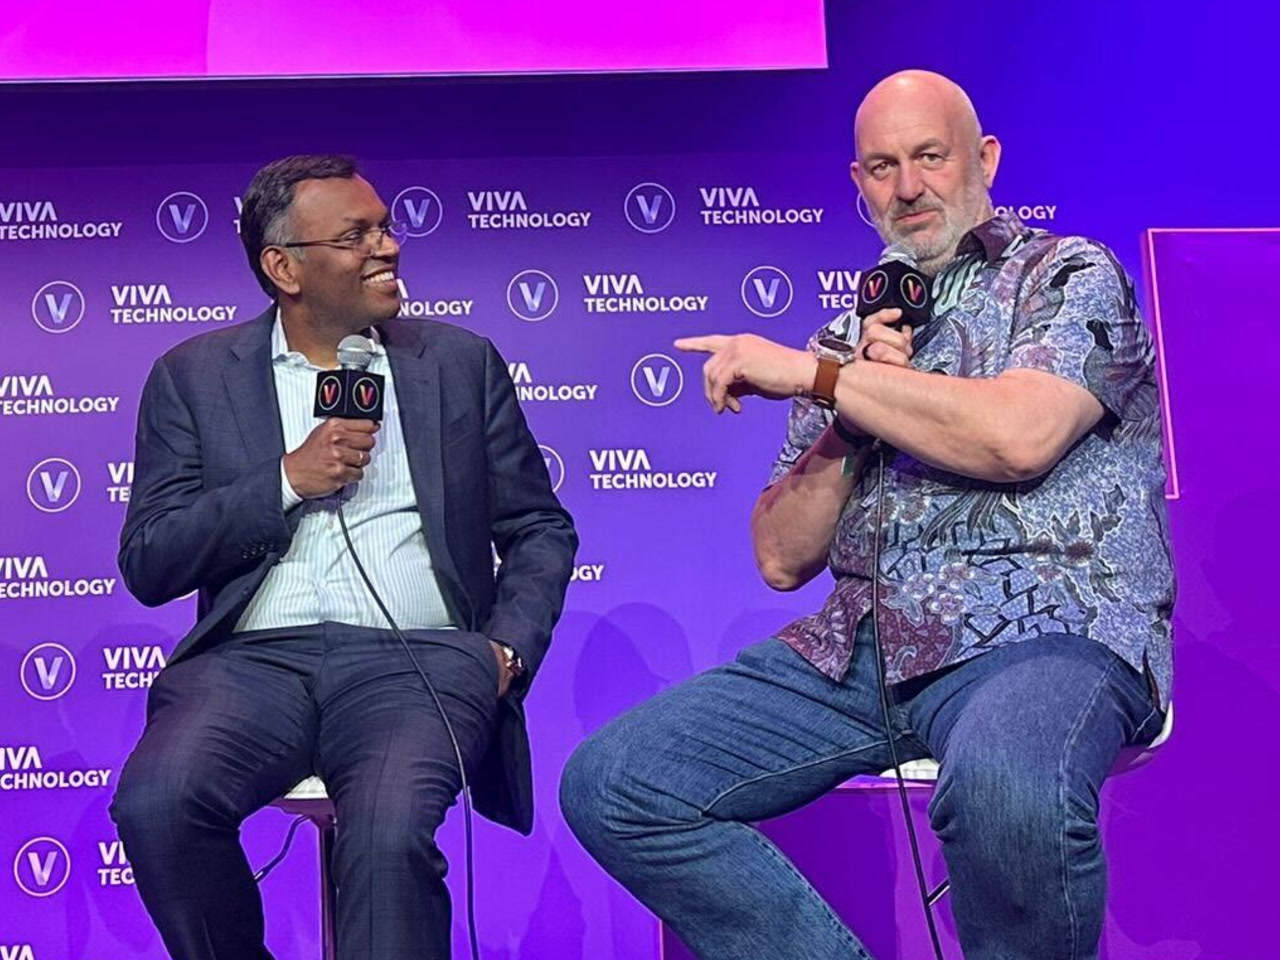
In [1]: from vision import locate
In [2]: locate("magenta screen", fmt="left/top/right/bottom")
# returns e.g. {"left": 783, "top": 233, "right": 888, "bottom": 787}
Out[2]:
{"left": 0, "top": 1, "right": 827, "bottom": 81}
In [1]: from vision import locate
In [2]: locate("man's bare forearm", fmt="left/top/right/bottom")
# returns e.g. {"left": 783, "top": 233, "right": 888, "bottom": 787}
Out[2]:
{"left": 750, "top": 425, "right": 870, "bottom": 591}
{"left": 831, "top": 362, "right": 1101, "bottom": 484}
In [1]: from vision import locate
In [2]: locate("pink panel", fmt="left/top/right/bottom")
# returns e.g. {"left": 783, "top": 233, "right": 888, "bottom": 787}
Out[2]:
{"left": 0, "top": 1, "right": 827, "bottom": 81}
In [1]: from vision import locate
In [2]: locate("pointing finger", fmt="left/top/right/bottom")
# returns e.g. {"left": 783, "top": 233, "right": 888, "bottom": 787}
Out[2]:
{"left": 674, "top": 335, "right": 730, "bottom": 355}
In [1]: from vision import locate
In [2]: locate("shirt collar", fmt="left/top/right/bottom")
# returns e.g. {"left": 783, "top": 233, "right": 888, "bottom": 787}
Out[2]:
{"left": 271, "top": 310, "right": 385, "bottom": 365}
{"left": 954, "top": 210, "right": 1030, "bottom": 263}
{"left": 270, "top": 310, "right": 294, "bottom": 363}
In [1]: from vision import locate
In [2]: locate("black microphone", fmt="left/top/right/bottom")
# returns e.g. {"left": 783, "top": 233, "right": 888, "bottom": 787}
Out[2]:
{"left": 312, "top": 334, "right": 385, "bottom": 420}
{"left": 855, "top": 249, "right": 933, "bottom": 328}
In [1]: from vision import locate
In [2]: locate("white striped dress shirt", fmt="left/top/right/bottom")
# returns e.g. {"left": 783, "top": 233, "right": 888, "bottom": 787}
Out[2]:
{"left": 234, "top": 316, "right": 456, "bottom": 633}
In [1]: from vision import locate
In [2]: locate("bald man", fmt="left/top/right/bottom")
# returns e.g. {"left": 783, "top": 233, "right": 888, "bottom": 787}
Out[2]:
{"left": 560, "top": 71, "right": 1174, "bottom": 959}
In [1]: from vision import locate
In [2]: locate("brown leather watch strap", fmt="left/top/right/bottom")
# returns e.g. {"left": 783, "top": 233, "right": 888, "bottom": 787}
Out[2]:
{"left": 811, "top": 355, "right": 841, "bottom": 409}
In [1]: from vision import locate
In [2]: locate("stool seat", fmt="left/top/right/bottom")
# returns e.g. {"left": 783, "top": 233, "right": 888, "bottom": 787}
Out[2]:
{"left": 274, "top": 776, "right": 334, "bottom": 817}
{"left": 879, "top": 758, "right": 942, "bottom": 781}
{"left": 860, "top": 701, "right": 1175, "bottom": 783}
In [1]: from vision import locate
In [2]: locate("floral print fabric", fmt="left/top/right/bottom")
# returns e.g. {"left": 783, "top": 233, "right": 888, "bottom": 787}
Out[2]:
{"left": 769, "top": 214, "right": 1175, "bottom": 707}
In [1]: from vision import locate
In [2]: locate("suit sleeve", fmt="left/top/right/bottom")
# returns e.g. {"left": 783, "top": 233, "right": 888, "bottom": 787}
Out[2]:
{"left": 478, "top": 339, "right": 578, "bottom": 684}
{"left": 118, "top": 356, "right": 294, "bottom": 606}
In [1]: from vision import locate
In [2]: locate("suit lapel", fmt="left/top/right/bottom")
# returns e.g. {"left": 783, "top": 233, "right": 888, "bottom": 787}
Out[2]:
{"left": 222, "top": 308, "right": 286, "bottom": 465}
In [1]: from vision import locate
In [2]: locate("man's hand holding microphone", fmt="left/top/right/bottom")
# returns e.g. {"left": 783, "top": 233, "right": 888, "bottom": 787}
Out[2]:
{"left": 283, "top": 333, "right": 387, "bottom": 499}
{"left": 283, "top": 418, "right": 381, "bottom": 499}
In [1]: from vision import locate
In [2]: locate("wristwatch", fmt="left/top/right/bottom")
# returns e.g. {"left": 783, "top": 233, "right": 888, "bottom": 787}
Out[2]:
{"left": 810, "top": 336, "right": 857, "bottom": 410}
{"left": 497, "top": 643, "right": 526, "bottom": 679}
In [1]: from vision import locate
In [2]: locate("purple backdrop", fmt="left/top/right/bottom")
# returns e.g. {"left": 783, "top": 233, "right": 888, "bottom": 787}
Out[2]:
{"left": 3, "top": 3, "right": 1279, "bottom": 959}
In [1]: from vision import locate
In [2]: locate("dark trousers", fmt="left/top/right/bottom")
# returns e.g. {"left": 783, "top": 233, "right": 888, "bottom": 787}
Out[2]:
{"left": 111, "top": 622, "right": 500, "bottom": 960}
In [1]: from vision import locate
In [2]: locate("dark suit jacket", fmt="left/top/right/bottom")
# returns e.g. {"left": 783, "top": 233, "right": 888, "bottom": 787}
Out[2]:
{"left": 118, "top": 307, "right": 578, "bottom": 834}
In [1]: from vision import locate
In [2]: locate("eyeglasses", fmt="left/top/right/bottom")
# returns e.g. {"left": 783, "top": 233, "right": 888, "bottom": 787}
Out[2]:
{"left": 278, "top": 221, "right": 409, "bottom": 254}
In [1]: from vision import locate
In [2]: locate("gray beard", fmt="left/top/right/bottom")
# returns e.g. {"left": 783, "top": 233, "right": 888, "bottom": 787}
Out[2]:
{"left": 875, "top": 181, "right": 993, "bottom": 276}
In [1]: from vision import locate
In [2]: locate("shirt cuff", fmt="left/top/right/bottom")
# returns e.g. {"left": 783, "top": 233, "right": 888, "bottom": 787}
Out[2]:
{"left": 280, "top": 458, "right": 304, "bottom": 511}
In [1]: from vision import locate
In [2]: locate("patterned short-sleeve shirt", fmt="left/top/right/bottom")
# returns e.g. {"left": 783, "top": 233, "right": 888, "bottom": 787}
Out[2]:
{"left": 771, "top": 214, "right": 1176, "bottom": 707}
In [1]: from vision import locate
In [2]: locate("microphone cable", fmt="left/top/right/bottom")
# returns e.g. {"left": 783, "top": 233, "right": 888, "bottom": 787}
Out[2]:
{"left": 868, "top": 443, "right": 946, "bottom": 960}
{"left": 336, "top": 501, "right": 483, "bottom": 960}
{"left": 252, "top": 815, "right": 308, "bottom": 883}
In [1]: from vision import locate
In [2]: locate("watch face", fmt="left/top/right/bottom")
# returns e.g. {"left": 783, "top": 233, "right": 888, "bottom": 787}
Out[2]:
{"left": 815, "top": 336, "right": 855, "bottom": 361}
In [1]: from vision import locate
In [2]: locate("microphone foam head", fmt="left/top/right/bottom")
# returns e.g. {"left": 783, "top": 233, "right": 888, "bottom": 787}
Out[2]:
{"left": 880, "top": 243, "right": 918, "bottom": 268}
{"left": 337, "top": 334, "right": 375, "bottom": 371}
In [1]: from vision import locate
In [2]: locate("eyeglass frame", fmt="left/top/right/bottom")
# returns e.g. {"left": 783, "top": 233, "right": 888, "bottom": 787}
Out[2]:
{"left": 275, "top": 220, "right": 409, "bottom": 254}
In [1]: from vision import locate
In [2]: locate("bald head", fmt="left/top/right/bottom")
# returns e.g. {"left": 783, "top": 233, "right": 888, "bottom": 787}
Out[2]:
{"left": 855, "top": 70, "right": 983, "bottom": 161}
{"left": 851, "top": 70, "right": 1000, "bottom": 275}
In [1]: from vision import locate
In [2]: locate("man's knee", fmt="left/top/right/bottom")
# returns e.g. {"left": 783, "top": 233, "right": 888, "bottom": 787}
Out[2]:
{"left": 111, "top": 758, "right": 222, "bottom": 850}
{"left": 559, "top": 724, "right": 662, "bottom": 853}
{"left": 560, "top": 733, "right": 617, "bottom": 842}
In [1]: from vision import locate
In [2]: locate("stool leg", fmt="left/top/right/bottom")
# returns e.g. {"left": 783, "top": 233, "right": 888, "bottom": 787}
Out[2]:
{"left": 318, "top": 818, "right": 338, "bottom": 960}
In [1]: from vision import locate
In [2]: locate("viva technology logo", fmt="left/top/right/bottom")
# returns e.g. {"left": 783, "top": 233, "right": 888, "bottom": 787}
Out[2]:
{"left": 630, "top": 354, "right": 685, "bottom": 408}
{"left": 741, "top": 266, "right": 794, "bottom": 319}
{"left": 0, "top": 200, "right": 121, "bottom": 241}
{"left": 25, "top": 458, "right": 81, "bottom": 513}
{"left": 20, "top": 643, "right": 77, "bottom": 701}
{"left": 30, "top": 281, "right": 85, "bottom": 335}
{"left": 353, "top": 378, "right": 379, "bottom": 413}
{"left": 156, "top": 191, "right": 209, "bottom": 243}
{"left": 13, "top": 837, "right": 71, "bottom": 897}
{"left": 859, "top": 268, "right": 927, "bottom": 311}
{"left": 903, "top": 273, "right": 927, "bottom": 309}
{"left": 507, "top": 269, "right": 559, "bottom": 322}
{"left": 392, "top": 186, "right": 443, "bottom": 237}
{"left": 624, "top": 182, "right": 676, "bottom": 234}
{"left": 319, "top": 376, "right": 340, "bottom": 411}
{"left": 316, "top": 375, "right": 379, "bottom": 413}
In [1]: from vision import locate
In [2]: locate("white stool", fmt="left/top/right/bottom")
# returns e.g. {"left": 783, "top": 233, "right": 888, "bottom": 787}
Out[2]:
{"left": 273, "top": 776, "right": 337, "bottom": 960}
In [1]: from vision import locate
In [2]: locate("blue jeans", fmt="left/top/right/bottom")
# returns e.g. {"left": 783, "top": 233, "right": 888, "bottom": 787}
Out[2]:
{"left": 560, "top": 619, "right": 1163, "bottom": 960}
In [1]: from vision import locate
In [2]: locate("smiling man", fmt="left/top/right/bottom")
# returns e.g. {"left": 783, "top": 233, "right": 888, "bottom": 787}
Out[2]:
{"left": 561, "top": 72, "right": 1174, "bottom": 959}
{"left": 110, "top": 155, "right": 577, "bottom": 960}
